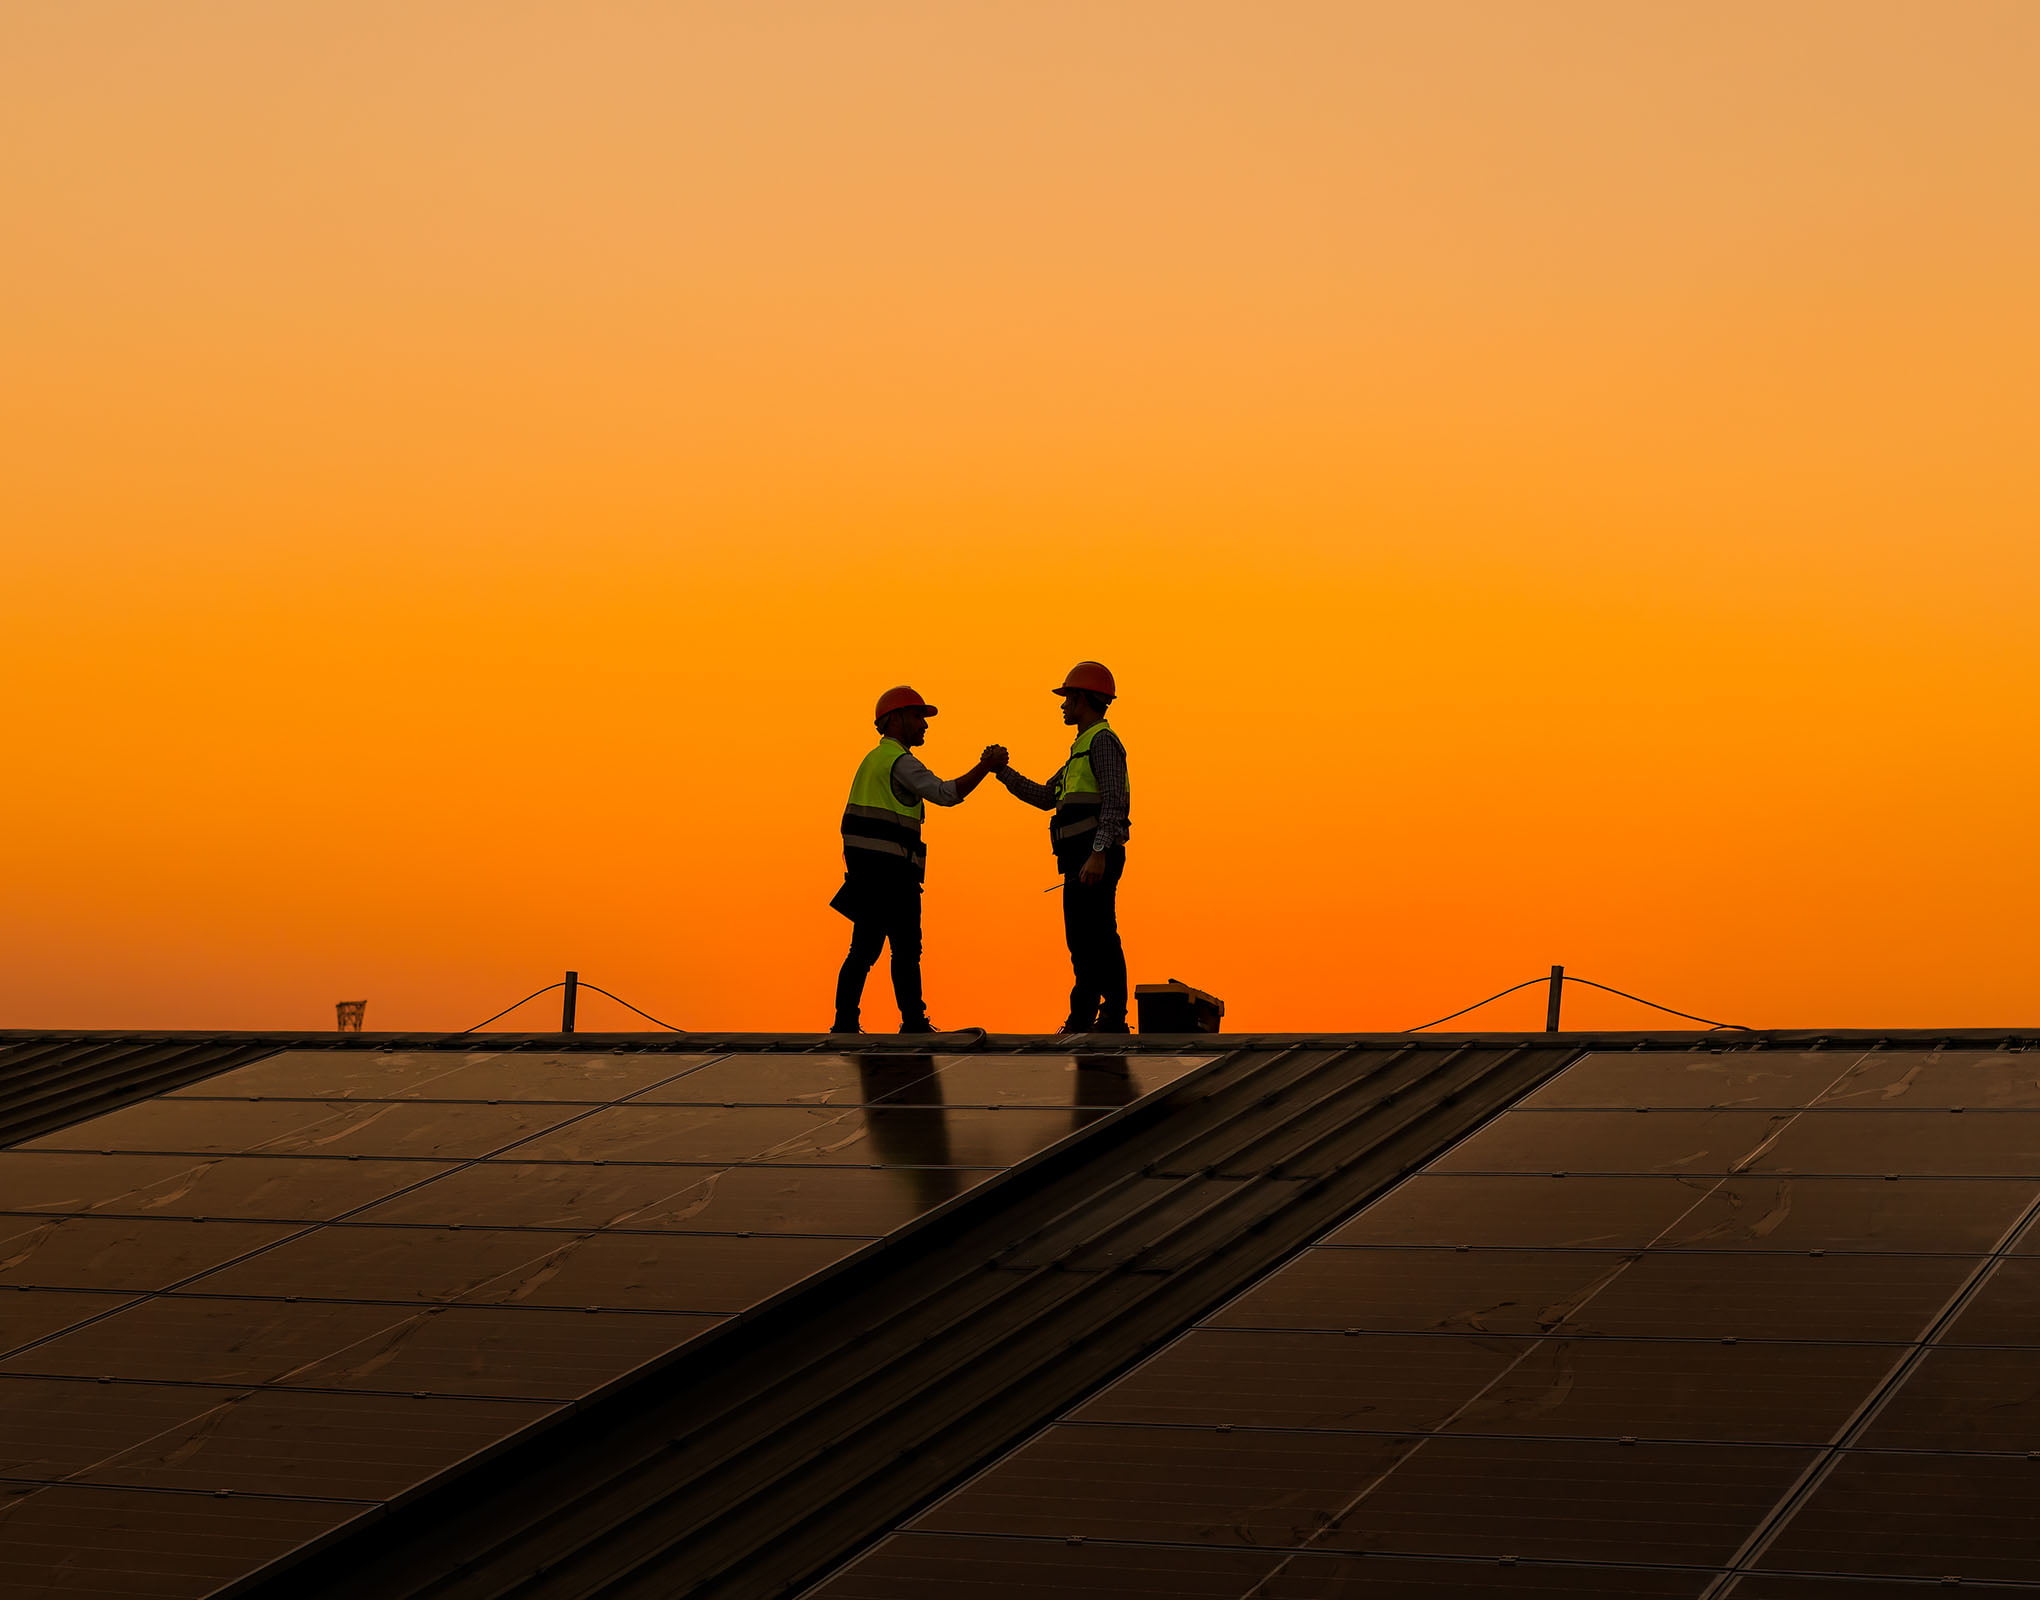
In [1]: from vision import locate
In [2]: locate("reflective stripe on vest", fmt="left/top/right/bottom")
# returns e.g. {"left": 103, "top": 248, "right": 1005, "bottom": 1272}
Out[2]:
{"left": 842, "top": 738, "right": 926, "bottom": 867}
{"left": 1050, "top": 719, "right": 1114, "bottom": 849}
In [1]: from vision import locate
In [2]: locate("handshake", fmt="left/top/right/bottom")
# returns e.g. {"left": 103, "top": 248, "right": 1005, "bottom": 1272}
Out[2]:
{"left": 979, "top": 744, "right": 1011, "bottom": 771}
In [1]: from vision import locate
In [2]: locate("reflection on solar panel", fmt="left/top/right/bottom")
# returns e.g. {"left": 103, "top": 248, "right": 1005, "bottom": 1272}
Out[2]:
{"left": 0, "top": 1045, "right": 1212, "bottom": 1596}
{"left": 811, "top": 1045, "right": 2040, "bottom": 1596}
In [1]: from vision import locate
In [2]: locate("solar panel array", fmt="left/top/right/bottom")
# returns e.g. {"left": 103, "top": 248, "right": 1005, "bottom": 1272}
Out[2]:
{"left": 0, "top": 1045, "right": 1211, "bottom": 1598}
{"left": 813, "top": 1044, "right": 2040, "bottom": 1598}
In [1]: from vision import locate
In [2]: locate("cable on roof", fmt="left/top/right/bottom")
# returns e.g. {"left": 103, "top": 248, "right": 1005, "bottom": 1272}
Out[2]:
{"left": 1562, "top": 976, "right": 1755, "bottom": 1032}
{"left": 455, "top": 983, "right": 566, "bottom": 1034}
{"left": 1402, "top": 972, "right": 1756, "bottom": 1033}
{"left": 572, "top": 982, "right": 686, "bottom": 1033}
{"left": 1401, "top": 977, "right": 1552, "bottom": 1033}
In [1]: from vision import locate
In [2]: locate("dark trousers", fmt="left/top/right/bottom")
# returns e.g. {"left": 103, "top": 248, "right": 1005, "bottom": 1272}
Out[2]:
{"left": 1061, "top": 846, "right": 1127, "bottom": 1028}
{"left": 833, "top": 883, "right": 925, "bottom": 1025}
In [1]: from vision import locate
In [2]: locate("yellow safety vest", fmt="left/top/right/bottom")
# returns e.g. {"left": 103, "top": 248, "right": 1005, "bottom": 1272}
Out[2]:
{"left": 1050, "top": 719, "right": 1121, "bottom": 858}
{"left": 841, "top": 737, "right": 926, "bottom": 873}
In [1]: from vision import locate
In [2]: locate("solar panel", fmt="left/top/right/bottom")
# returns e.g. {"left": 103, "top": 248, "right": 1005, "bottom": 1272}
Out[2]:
{"left": 0, "top": 1287, "right": 139, "bottom": 1352}
{"left": 913, "top": 1425, "right": 1816, "bottom": 1566}
{"left": 1940, "top": 1257, "right": 2040, "bottom": 1344}
{"left": 1523, "top": 1049, "right": 1870, "bottom": 1110}
{"left": 815, "top": 1533, "right": 1722, "bottom": 1597}
{"left": 0, "top": 1216, "right": 298, "bottom": 1289}
{"left": 0, "top": 1151, "right": 461, "bottom": 1219}
{"left": 1748, "top": 1109, "right": 2040, "bottom": 1175}
{"left": 1433, "top": 1110, "right": 1795, "bottom": 1174}
{"left": 20, "top": 1099, "right": 581, "bottom": 1159}
{"left": 1854, "top": 1345, "right": 2040, "bottom": 1450}
{"left": 164, "top": 1049, "right": 725, "bottom": 1102}
{"left": 1756, "top": 1450, "right": 2040, "bottom": 1583}
{"left": 348, "top": 1159, "right": 997, "bottom": 1233}
{"left": 62, "top": 1385, "right": 555, "bottom": 1501}
{"left": 505, "top": 1103, "right": 1084, "bottom": 1167}
{"left": 0, "top": 1484, "right": 358, "bottom": 1598}
{"left": 0, "top": 1042, "right": 1213, "bottom": 1596}
{"left": 1075, "top": 1328, "right": 1895, "bottom": 1444}
{"left": 1811, "top": 1049, "right": 2040, "bottom": 1109}
{"left": 819, "top": 1041, "right": 2040, "bottom": 1595}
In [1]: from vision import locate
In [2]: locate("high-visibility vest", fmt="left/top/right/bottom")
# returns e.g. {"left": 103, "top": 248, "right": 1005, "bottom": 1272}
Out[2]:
{"left": 841, "top": 737, "right": 926, "bottom": 872}
{"left": 1050, "top": 720, "right": 1122, "bottom": 856}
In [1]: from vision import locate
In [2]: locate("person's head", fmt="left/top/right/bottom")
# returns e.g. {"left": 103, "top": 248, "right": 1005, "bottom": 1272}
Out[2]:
{"left": 874, "top": 685, "right": 938, "bottom": 748}
{"left": 1057, "top": 688, "right": 1111, "bottom": 728}
{"left": 1052, "top": 662, "right": 1116, "bottom": 728}
{"left": 879, "top": 706, "right": 930, "bottom": 748}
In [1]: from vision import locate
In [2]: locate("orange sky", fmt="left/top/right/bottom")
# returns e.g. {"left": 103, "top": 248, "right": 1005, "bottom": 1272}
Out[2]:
{"left": 6, "top": 1, "right": 2037, "bottom": 1034}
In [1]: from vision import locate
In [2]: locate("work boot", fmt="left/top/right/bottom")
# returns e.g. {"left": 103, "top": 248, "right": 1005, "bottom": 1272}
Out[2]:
{"left": 1092, "top": 1016, "right": 1131, "bottom": 1035}
{"left": 896, "top": 1016, "right": 939, "bottom": 1035}
{"left": 830, "top": 1016, "right": 863, "bottom": 1035}
{"left": 1055, "top": 1014, "right": 1096, "bottom": 1037}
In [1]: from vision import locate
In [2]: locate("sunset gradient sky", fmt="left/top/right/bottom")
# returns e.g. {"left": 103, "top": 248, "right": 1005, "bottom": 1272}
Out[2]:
{"left": 7, "top": 1, "right": 2037, "bottom": 1034}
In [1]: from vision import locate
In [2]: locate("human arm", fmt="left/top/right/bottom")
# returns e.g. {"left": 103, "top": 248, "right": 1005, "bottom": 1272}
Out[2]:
{"left": 889, "top": 750, "right": 991, "bottom": 807}
{"left": 992, "top": 760, "right": 1058, "bottom": 810}
{"left": 1087, "top": 730, "right": 1129, "bottom": 850}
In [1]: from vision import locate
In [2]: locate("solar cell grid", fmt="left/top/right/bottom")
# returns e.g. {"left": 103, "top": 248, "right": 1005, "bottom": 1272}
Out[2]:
{"left": 1434, "top": 1111, "right": 1795, "bottom": 1175}
{"left": 913, "top": 1424, "right": 1816, "bottom": 1567}
{"left": 65, "top": 1385, "right": 555, "bottom": 1501}
{"left": 351, "top": 1160, "right": 996, "bottom": 1234}
{"left": 0, "top": 1287, "right": 138, "bottom": 1356}
{"left": 1078, "top": 1330, "right": 1899, "bottom": 1443}
{"left": 1812, "top": 1049, "right": 2040, "bottom": 1110}
{"left": 0, "top": 1152, "right": 461, "bottom": 1220}
{"left": 1748, "top": 1110, "right": 2040, "bottom": 1177}
{"left": 19, "top": 1098, "right": 580, "bottom": 1160}
{"left": 0, "top": 1483, "right": 359, "bottom": 1600}
{"left": 1752, "top": 1449, "right": 2040, "bottom": 1583}
{"left": 503, "top": 1103, "right": 1079, "bottom": 1167}
{"left": 178, "top": 1223, "right": 862, "bottom": 1312}
{"left": 1211, "top": 1246, "right": 1972, "bottom": 1342}
{"left": 0, "top": 1042, "right": 1205, "bottom": 1597}
{"left": 849, "top": 1042, "right": 2040, "bottom": 1599}
{"left": 0, "top": 1294, "right": 723, "bottom": 1398}
{"left": 1854, "top": 1345, "right": 2040, "bottom": 1450}
{"left": 164, "top": 1049, "right": 726, "bottom": 1102}
{"left": 620, "top": 1051, "right": 1212, "bottom": 1108}
{"left": 1938, "top": 1258, "right": 2040, "bottom": 1345}
{"left": 0, "top": 1216, "right": 298, "bottom": 1291}
{"left": 1327, "top": 1174, "right": 2040, "bottom": 1254}
{"left": 1523, "top": 1050, "right": 1866, "bottom": 1110}
{"left": 806, "top": 1533, "right": 1717, "bottom": 1598}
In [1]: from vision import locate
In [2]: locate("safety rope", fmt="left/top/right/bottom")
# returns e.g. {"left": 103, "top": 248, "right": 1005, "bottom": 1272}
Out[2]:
{"left": 571, "top": 982, "right": 686, "bottom": 1033}
{"left": 1404, "top": 973, "right": 1754, "bottom": 1033}
{"left": 454, "top": 982, "right": 566, "bottom": 1034}
{"left": 455, "top": 978, "right": 686, "bottom": 1034}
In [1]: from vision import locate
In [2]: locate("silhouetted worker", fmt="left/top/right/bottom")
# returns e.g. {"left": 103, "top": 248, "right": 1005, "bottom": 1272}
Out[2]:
{"left": 831, "top": 686, "right": 995, "bottom": 1035}
{"left": 985, "top": 662, "right": 1131, "bottom": 1034}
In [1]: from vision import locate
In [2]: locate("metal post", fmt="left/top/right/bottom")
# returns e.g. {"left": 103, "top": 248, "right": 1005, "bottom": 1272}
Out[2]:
{"left": 562, "top": 971, "right": 578, "bottom": 1035}
{"left": 1545, "top": 965, "right": 1564, "bottom": 1032}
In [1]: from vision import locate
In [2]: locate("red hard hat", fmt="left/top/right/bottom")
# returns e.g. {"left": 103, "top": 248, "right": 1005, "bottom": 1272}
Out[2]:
{"left": 875, "top": 685, "right": 939, "bottom": 720}
{"left": 1053, "top": 661, "right": 1116, "bottom": 699}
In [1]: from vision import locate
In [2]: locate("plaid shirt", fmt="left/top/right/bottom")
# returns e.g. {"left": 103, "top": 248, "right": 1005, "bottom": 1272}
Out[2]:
{"left": 996, "top": 727, "right": 1129, "bottom": 851}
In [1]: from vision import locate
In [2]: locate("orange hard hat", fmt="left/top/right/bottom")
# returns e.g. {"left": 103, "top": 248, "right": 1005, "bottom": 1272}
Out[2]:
{"left": 875, "top": 685, "right": 939, "bottom": 720}
{"left": 1053, "top": 661, "right": 1116, "bottom": 699}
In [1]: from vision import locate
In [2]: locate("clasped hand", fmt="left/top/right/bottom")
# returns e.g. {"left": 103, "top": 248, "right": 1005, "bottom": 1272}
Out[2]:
{"left": 980, "top": 744, "right": 1010, "bottom": 770}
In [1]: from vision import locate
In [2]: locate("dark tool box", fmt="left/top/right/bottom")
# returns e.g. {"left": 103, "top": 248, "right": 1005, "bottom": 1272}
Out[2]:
{"left": 1135, "top": 979, "right": 1225, "bottom": 1034}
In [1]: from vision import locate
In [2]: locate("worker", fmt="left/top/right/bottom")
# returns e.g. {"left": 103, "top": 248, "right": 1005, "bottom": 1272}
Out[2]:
{"left": 983, "top": 662, "right": 1131, "bottom": 1034}
{"left": 831, "top": 686, "right": 996, "bottom": 1035}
